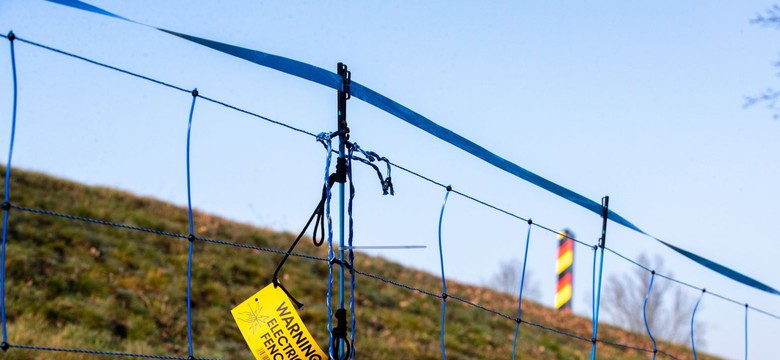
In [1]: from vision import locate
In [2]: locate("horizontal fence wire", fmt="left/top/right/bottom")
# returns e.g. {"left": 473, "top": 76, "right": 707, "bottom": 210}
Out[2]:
{"left": 389, "top": 160, "right": 598, "bottom": 249}
{"left": 9, "top": 344, "right": 219, "bottom": 360}
{"left": 9, "top": 204, "right": 328, "bottom": 263}
{"left": 2, "top": 31, "right": 779, "bottom": 359}
{"left": 8, "top": 34, "right": 318, "bottom": 140}
{"left": 604, "top": 245, "right": 780, "bottom": 317}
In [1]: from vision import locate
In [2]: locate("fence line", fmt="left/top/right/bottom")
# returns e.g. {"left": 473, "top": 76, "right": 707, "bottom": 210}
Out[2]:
{"left": 41, "top": 0, "right": 780, "bottom": 300}
{"left": 0, "top": 31, "right": 777, "bottom": 360}
{"left": 4, "top": 203, "right": 682, "bottom": 359}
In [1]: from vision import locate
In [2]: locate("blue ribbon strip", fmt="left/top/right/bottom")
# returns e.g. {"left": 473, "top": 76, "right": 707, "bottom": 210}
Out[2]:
{"left": 42, "top": 0, "right": 780, "bottom": 296}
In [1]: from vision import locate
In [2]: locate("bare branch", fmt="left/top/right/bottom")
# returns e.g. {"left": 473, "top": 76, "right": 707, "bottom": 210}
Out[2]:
{"left": 744, "top": 89, "right": 780, "bottom": 119}
{"left": 486, "top": 259, "right": 541, "bottom": 302}
{"left": 748, "top": 5, "right": 780, "bottom": 119}
{"left": 751, "top": 5, "right": 780, "bottom": 28}
{"left": 603, "top": 253, "right": 706, "bottom": 345}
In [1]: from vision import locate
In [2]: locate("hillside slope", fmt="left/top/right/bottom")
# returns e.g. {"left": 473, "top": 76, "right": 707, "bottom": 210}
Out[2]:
{"left": 0, "top": 166, "right": 715, "bottom": 359}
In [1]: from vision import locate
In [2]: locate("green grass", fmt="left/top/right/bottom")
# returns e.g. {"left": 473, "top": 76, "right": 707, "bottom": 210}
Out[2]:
{"left": 0, "top": 166, "right": 718, "bottom": 359}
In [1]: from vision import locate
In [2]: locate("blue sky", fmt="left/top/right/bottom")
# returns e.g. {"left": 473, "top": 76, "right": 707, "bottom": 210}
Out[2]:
{"left": 1, "top": 1, "right": 779, "bottom": 358}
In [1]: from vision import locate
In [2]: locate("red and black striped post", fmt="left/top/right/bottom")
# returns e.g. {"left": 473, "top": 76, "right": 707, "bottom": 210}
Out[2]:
{"left": 555, "top": 229, "right": 574, "bottom": 313}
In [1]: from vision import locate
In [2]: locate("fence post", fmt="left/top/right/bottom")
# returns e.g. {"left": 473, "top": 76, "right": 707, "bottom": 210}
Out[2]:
{"left": 334, "top": 62, "right": 350, "bottom": 359}
{"left": 555, "top": 229, "right": 574, "bottom": 313}
{"left": 590, "top": 196, "right": 609, "bottom": 360}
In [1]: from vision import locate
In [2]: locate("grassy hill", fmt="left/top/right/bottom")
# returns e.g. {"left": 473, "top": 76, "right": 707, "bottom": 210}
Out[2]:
{"left": 0, "top": 166, "right": 716, "bottom": 359}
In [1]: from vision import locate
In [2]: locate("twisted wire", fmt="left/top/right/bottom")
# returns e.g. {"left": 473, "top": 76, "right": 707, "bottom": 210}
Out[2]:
{"left": 8, "top": 344, "right": 220, "bottom": 359}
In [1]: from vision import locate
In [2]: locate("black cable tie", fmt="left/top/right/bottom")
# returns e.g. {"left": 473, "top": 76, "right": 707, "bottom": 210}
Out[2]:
{"left": 441, "top": 293, "right": 448, "bottom": 300}
{"left": 332, "top": 308, "right": 352, "bottom": 358}
{"left": 188, "top": 356, "right": 196, "bottom": 360}
{"left": 527, "top": 218, "right": 533, "bottom": 225}
{"left": 272, "top": 279, "right": 304, "bottom": 309}
{"left": 333, "top": 157, "right": 348, "bottom": 184}
{"left": 591, "top": 338, "right": 597, "bottom": 344}
{"left": 445, "top": 185, "right": 452, "bottom": 192}
{"left": 382, "top": 176, "right": 394, "bottom": 195}
{"left": 333, "top": 327, "right": 347, "bottom": 338}
{"left": 188, "top": 234, "right": 195, "bottom": 242}
{"left": 653, "top": 349, "right": 658, "bottom": 354}
{"left": 272, "top": 182, "right": 333, "bottom": 311}
{"left": 745, "top": 303, "right": 749, "bottom": 309}
{"left": 329, "top": 129, "right": 348, "bottom": 139}
{"left": 1, "top": 201, "right": 10, "bottom": 211}
{"left": 515, "top": 317, "right": 521, "bottom": 324}
{"left": 6, "top": 32, "right": 14, "bottom": 42}
{"left": 0, "top": 342, "right": 8, "bottom": 352}
{"left": 333, "top": 308, "right": 349, "bottom": 338}
{"left": 702, "top": 288, "right": 707, "bottom": 293}
{"left": 191, "top": 88, "right": 198, "bottom": 97}
{"left": 312, "top": 212, "right": 324, "bottom": 247}
{"left": 329, "top": 258, "right": 352, "bottom": 270}
{"left": 651, "top": 270, "right": 655, "bottom": 275}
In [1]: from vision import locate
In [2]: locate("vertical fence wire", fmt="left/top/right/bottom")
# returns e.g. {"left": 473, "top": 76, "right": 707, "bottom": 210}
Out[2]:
{"left": 511, "top": 220, "right": 533, "bottom": 359}
{"left": 184, "top": 89, "right": 199, "bottom": 358}
{"left": 744, "top": 303, "right": 749, "bottom": 360}
{"left": 643, "top": 271, "right": 658, "bottom": 359}
{"left": 437, "top": 187, "right": 452, "bottom": 360}
{"left": 0, "top": 32, "right": 18, "bottom": 348}
{"left": 690, "top": 289, "right": 706, "bottom": 360}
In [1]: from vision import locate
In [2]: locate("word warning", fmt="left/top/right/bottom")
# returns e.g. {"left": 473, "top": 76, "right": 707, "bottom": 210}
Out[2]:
{"left": 232, "top": 283, "right": 326, "bottom": 360}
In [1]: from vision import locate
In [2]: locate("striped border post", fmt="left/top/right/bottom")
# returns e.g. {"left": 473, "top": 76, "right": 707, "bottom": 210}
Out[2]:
{"left": 555, "top": 229, "right": 574, "bottom": 313}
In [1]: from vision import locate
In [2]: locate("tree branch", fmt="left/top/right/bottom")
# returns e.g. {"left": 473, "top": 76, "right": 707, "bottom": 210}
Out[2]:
{"left": 744, "top": 89, "right": 780, "bottom": 119}
{"left": 751, "top": 5, "right": 780, "bottom": 28}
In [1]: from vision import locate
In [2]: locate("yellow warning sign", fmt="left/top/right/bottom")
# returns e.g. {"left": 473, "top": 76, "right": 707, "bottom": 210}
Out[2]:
{"left": 232, "top": 283, "right": 326, "bottom": 360}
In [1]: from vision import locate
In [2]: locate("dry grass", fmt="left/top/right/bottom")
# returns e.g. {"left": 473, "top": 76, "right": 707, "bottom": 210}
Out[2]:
{"left": 0, "top": 166, "right": 720, "bottom": 359}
